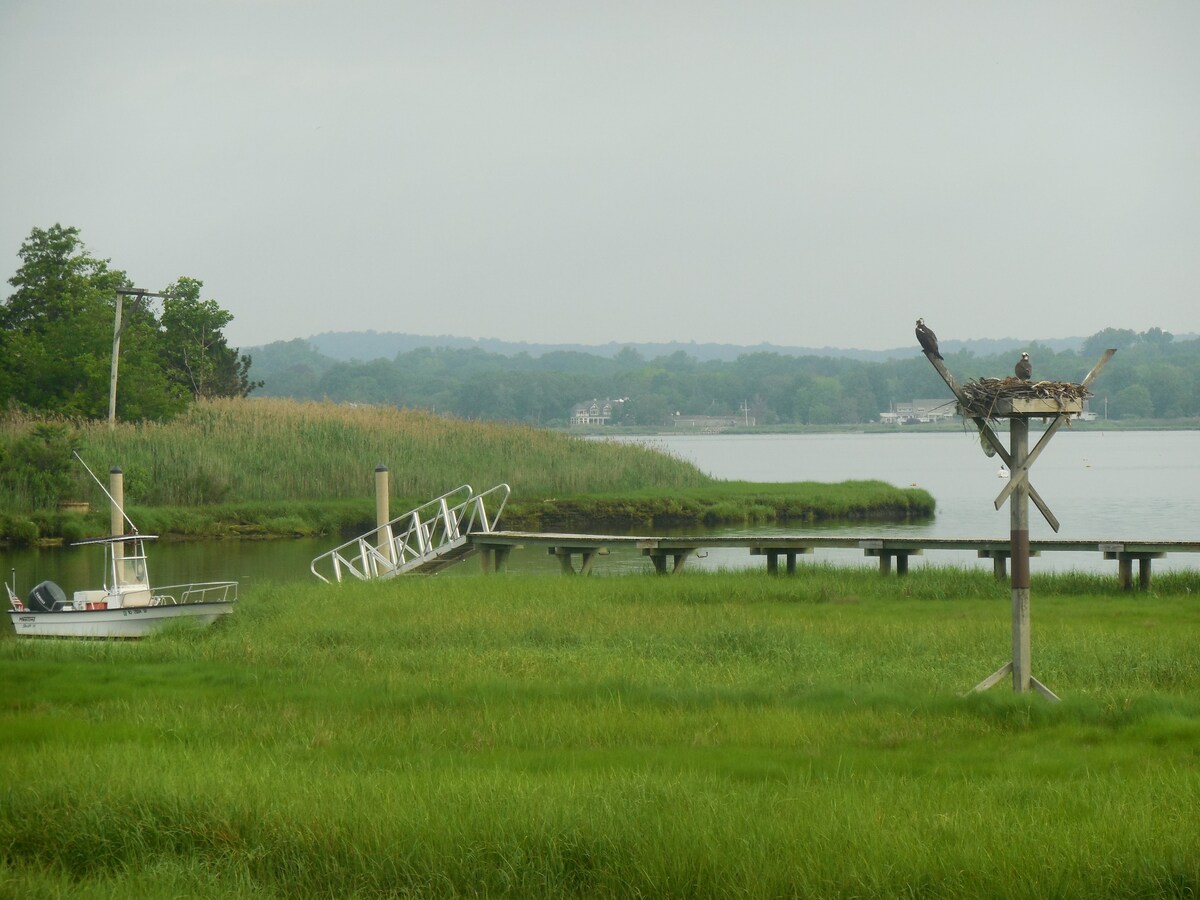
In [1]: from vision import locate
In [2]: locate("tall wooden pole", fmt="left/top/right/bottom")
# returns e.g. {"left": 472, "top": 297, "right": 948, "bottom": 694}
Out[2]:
{"left": 375, "top": 464, "right": 393, "bottom": 563}
{"left": 110, "top": 466, "right": 125, "bottom": 582}
{"left": 108, "top": 288, "right": 163, "bottom": 429}
{"left": 1009, "top": 418, "right": 1031, "bottom": 692}
{"left": 108, "top": 294, "right": 124, "bottom": 429}
{"left": 927, "top": 348, "right": 1113, "bottom": 701}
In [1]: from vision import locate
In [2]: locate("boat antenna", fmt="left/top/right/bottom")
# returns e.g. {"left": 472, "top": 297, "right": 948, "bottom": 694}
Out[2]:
{"left": 72, "top": 450, "right": 138, "bottom": 534}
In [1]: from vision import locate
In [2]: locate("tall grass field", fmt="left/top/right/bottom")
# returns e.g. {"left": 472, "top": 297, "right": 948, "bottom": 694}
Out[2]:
{"left": 0, "top": 400, "right": 933, "bottom": 541}
{"left": 2, "top": 399, "right": 712, "bottom": 505}
{"left": 3, "top": 567, "right": 1199, "bottom": 897}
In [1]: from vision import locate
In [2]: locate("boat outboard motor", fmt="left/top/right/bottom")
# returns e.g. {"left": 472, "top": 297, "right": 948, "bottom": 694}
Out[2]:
{"left": 27, "top": 580, "right": 67, "bottom": 612}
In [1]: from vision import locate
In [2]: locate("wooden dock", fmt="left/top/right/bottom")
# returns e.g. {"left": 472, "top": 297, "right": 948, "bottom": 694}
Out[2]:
{"left": 468, "top": 532, "right": 1200, "bottom": 589}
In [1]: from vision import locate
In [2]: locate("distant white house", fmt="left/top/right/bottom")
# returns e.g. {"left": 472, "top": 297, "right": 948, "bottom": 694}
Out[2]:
{"left": 570, "top": 398, "right": 621, "bottom": 426}
{"left": 881, "top": 398, "right": 957, "bottom": 424}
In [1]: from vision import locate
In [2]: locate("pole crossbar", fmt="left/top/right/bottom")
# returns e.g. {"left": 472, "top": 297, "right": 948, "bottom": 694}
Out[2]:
{"left": 993, "top": 413, "right": 1068, "bottom": 510}
{"left": 924, "top": 354, "right": 1060, "bottom": 531}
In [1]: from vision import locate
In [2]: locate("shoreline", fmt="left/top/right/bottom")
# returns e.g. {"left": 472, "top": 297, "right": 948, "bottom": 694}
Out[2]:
{"left": 5, "top": 482, "right": 937, "bottom": 547}
{"left": 561, "top": 418, "right": 1200, "bottom": 437}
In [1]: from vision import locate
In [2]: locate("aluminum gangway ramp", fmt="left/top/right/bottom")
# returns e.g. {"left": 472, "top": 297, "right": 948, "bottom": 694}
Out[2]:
{"left": 310, "top": 484, "right": 510, "bottom": 583}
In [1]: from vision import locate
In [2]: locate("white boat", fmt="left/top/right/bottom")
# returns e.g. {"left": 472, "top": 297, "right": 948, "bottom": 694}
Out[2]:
{"left": 6, "top": 532, "right": 236, "bottom": 638}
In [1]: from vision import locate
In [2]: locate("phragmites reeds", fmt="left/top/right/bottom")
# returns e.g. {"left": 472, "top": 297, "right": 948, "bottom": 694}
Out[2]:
{"left": 958, "top": 377, "right": 1091, "bottom": 419}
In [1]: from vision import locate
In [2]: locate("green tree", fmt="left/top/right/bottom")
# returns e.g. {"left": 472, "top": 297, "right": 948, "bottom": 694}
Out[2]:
{"left": 1111, "top": 383, "right": 1153, "bottom": 419}
{"left": 1082, "top": 328, "right": 1137, "bottom": 358}
{"left": 1143, "top": 363, "right": 1189, "bottom": 418}
{"left": 1, "top": 224, "right": 128, "bottom": 416}
{"left": 0, "top": 422, "right": 78, "bottom": 509}
{"left": 1139, "top": 327, "right": 1174, "bottom": 350}
{"left": 243, "top": 330, "right": 1200, "bottom": 425}
{"left": 248, "top": 338, "right": 333, "bottom": 398}
{"left": 614, "top": 346, "right": 645, "bottom": 368}
{"left": 2, "top": 226, "right": 256, "bottom": 419}
{"left": 160, "top": 277, "right": 260, "bottom": 399}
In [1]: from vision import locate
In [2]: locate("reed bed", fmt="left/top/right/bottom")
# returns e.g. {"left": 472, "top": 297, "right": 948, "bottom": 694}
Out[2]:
{"left": 0, "top": 401, "right": 933, "bottom": 539}
{"left": 75, "top": 399, "right": 713, "bottom": 503}
{"left": 0, "top": 398, "right": 710, "bottom": 516}
{"left": 2, "top": 567, "right": 1198, "bottom": 897}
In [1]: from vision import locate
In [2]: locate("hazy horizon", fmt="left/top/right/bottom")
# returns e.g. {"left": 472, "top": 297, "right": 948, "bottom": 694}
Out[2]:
{"left": 4, "top": 3, "right": 1196, "bottom": 350}
{"left": 245, "top": 326, "right": 1194, "bottom": 367}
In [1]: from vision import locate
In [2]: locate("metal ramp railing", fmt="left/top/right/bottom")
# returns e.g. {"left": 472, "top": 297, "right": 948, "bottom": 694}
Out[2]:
{"left": 310, "top": 483, "right": 511, "bottom": 583}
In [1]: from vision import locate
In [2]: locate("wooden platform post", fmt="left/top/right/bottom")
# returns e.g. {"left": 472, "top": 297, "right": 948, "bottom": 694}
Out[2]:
{"left": 763, "top": 550, "right": 799, "bottom": 574}
{"left": 1009, "top": 418, "right": 1034, "bottom": 694}
{"left": 548, "top": 546, "right": 606, "bottom": 575}
{"left": 922, "top": 349, "right": 1114, "bottom": 701}
{"left": 750, "top": 546, "right": 812, "bottom": 574}
{"left": 375, "top": 465, "right": 393, "bottom": 564}
{"left": 965, "top": 413, "right": 1059, "bottom": 702}
{"left": 766, "top": 551, "right": 779, "bottom": 574}
{"left": 110, "top": 466, "right": 125, "bottom": 581}
{"left": 478, "top": 546, "right": 513, "bottom": 574}
{"left": 647, "top": 551, "right": 691, "bottom": 574}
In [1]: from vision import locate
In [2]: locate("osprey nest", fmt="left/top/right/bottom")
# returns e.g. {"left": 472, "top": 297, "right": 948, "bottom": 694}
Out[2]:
{"left": 958, "top": 377, "right": 1091, "bottom": 419}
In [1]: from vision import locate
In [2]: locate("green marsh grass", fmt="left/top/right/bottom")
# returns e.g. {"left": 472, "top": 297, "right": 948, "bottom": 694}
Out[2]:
{"left": 0, "top": 400, "right": 933, "bottom": 539}
{"left": 3, "top": 566, "right": 1199, "bottom": 897}
{"left": 3, "top": 399, "right": 711, "bottom": 505}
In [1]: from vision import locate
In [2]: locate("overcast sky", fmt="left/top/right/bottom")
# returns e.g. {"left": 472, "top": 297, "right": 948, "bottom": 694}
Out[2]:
{"left": 2, "top": 1, "right": 1196, "bottom": 351}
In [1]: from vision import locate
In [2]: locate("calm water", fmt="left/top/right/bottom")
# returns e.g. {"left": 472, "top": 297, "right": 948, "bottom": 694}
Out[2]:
{"left": 608, "top": 430, "right": 1200, "bottom": 541}
{"left": 4, "top": 431, "right": 1197, "bottom": 591}
{"left": 602, "top": 430, "right": 1200, "bottom": 573}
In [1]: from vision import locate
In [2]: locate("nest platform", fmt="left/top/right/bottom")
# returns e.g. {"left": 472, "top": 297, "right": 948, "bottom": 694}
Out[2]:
{"left": 957, "top": 377, "right": 1089, "bottom": 419}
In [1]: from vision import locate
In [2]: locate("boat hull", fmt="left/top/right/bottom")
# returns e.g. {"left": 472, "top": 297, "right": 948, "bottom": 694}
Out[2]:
{"left": 8, "top": 602, "right": 233, "bottom": 638}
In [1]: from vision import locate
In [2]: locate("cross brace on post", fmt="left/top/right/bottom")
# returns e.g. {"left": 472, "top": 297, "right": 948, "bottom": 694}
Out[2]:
{"left": 924, "top": 355, "right": 1062, "bottom": 532}
{"left": 992, "top": 350, "right": 1116, "bottom": 514}
{"left": 922, "top": 348, "right": 1116, "bottom": 701}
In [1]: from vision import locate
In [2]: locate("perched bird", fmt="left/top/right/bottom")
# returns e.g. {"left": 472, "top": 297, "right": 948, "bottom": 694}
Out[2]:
{"left": 1015, "top": 352, "right": 1032, "bottom": 380}
{"left": 915, "top": 318, "right": 942, "bottom": 359}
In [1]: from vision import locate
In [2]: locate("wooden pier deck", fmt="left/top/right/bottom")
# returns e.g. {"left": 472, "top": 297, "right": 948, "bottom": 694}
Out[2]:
{"left": 468, "top": 532, "right": 1200, "bottom": 589}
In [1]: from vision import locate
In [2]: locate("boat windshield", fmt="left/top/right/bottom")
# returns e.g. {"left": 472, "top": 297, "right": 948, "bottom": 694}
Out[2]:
{"left": 114, "top": 547, "right": 149, "bottom": 587}
{"left": 87, "top": 536, "right": 155, "bottom": 590}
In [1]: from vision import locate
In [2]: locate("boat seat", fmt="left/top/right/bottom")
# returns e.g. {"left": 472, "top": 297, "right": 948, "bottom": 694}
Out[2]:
{"left": 74, "top": 590, "right": 108, "bottom": 609}
{"left": 119, "top": 588, "right": 153, "bottom": 608}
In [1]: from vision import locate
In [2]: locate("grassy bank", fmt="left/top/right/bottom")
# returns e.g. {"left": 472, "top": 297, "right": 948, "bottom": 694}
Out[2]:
{"left": 2, "top": 567, "right": 1199, "bottom": 897}
{"left": 0, "top": 400, "right": 933, "bottom": 542}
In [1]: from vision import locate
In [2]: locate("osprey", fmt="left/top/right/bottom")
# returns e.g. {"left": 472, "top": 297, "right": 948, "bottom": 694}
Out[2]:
{"left": 1015, "top": 352, "right": 1032, "bottom": 380}
{"left": 915, "top": 318, "right": 942, "bottom": 360}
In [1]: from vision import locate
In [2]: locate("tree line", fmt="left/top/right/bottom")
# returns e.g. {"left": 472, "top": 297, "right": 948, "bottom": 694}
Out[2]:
{"left": 2, "top": 224, "right": 1190, "bottom": 428}
{"left": 249, "top": 326, "right": 1198, "bottom": 426}
{"left": 0, "top": 225, "right": 257, "bottom": 421}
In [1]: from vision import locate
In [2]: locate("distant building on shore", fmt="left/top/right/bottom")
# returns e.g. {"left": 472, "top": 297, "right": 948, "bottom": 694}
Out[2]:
{"left": 880, "top": 398, "right": 957, "bottom": 425}
{"left": 570, "top": 398, "right": 622, "bottom": 426}
{"left": 671, "top": 413, "right": 753, "bottom": 431}
{"left": 882, "top": 397, "right": 1100, "bottom": 424}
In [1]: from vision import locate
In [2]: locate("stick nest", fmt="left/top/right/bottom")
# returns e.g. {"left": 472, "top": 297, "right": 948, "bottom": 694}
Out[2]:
{"left": 958, "top": 377, "right": 1091, "bottom": 418}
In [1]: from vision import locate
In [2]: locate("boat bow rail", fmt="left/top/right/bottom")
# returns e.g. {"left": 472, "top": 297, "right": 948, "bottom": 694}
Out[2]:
{"left": 152, "top": 581, "right": 239, "bottom": 606}
{"left": 310, "top": 483, "right": 511, "bottom": 583}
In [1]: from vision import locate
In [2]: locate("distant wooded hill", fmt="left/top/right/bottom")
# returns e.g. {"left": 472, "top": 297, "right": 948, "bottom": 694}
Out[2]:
{"left": 245, "top": 328, "right": 1198, "bottom": 426}
{"left": 294, "top": 330, "right": 1091, "bottom": 363}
